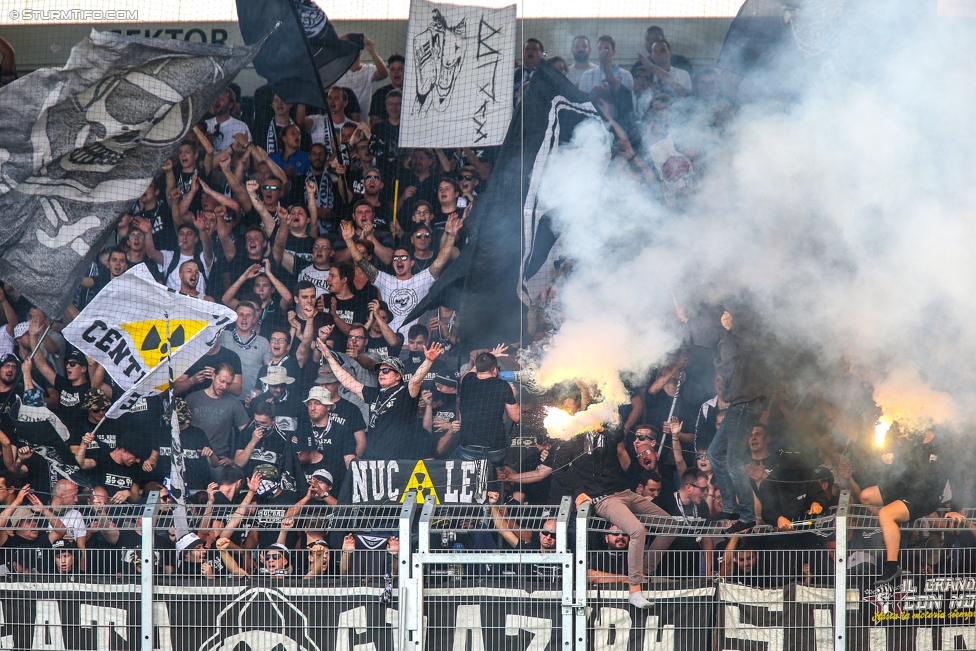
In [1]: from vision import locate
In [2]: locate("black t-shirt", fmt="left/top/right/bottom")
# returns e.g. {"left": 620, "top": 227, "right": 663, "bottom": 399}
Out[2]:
{"left": 231, "top": 423, "right": 294, "bottom": 477}
{"left": 3, "top": 533, "right": 51, "bottom": 572}
{"left": 53, "top": 376, "right": 89, "bottom": 429}
{"left": 285, "top": 233, "right": 315, "bottom": 268}
{"left": 253, "top": 490, "right": 298, "bottom": 548}
{"left": 360, "top": 384, "right": 421, "bottom": 460}
{"left": 658, "top": 491, "right": 708, "bottom": 550}
{"left": 457, "top": 375, "right": 516, "bottom": 450}
{"left": 329, "top": 398, "right": 367, "bottom": 435}
{"left": 293, "top": 418, "right": 357, "bottom": 486}
{"left": 366, "top": 333, "right": 403, "bottom": 360}
{"left": 181, "top": 347, "right": 243, "bottom": 396}
{"left": 172, "top": 425, "right": 210, "bottom": 490}
{"left": 89, "top": 447, "right": 140, "bottom": 496}
{"left": 333, "top": 288, "right": 376, "bottom": 331}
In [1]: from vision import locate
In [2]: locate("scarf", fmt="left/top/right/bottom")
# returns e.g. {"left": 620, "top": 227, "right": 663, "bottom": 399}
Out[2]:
{"left": 232, "top": 329, "right": 258, "bottom": 350}
{"left": 305, "top": 168, "right": 335, "bottom": 210}
{"left": 265, "top": 118, "right": 294, "bottom": 156}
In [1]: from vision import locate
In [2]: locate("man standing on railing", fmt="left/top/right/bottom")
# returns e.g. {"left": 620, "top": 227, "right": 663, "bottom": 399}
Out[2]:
{"left": 561, "top": 426, "right": 675, "bottom": 608}
{"left": 855, "top": 425, "right": 964, "bottom": 585}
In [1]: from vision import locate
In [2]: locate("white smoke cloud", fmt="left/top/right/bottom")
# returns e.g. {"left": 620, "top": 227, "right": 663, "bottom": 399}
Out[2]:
{"left": 531, "top": 2, "right": 976, "bottom": 436}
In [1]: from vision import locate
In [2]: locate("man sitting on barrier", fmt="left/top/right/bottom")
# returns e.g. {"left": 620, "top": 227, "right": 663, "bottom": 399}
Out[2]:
{"left": 561, "top": 425, "right": 676, "bottom": 608}
{"left": 854, "top": 423, "right": 964, "bottom": 585}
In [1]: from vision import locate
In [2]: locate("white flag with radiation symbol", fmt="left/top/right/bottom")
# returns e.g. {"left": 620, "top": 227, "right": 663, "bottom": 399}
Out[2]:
{"left": 63, "top": 265, "right": 237, "bottom": 418}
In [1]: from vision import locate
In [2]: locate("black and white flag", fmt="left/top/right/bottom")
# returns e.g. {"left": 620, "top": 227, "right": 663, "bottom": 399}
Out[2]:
{"left": 405, "top": 63, "right": 600, "bottom": 348}
{"left": 236, "top": 0, "right": 360, "bottom": 110}
{"left": 400, "top": 0, "right": 516, "bottom": 148}
{"left": 0, "top": 30, "right": 259, "bottom": 317}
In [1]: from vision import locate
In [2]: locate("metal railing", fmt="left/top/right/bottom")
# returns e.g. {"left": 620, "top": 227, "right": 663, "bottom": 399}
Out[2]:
{"left": 5, "top": 489, "right": 975, "bottom": 650}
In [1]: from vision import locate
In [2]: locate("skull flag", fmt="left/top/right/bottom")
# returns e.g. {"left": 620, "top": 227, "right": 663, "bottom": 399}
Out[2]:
{"left": 61, "top": 265, "right": 237, "bottom": 418}
{"left": 0, "top": 30, "right": 259, "bottom": 318}
{"left": 400, "top": 0, "right": 516, "bottom": 148}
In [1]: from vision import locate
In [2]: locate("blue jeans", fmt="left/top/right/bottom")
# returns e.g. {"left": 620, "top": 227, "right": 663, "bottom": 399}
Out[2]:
{"left": 451, "top": 445, "right": 508, "bottom": 468}
{"left": 707, "top": 399, "right": 764, "bottom": 522}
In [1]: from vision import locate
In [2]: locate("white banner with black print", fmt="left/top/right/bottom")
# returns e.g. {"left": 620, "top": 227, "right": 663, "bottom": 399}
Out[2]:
{"left": 400, "top": 0, "right": 516, "bottom": 148}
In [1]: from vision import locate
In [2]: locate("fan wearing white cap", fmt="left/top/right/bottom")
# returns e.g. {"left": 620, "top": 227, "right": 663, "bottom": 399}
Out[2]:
{"left": 319, "top": 334, "right": 444, "bottom": 460}
{"left": 250, "top": 365, "right": 300, "bottom": 432}
{"left": 296, "top": 386, "right": 356, "bottom": 497}
{"left": 175, "top": 533, "right": 228, "bottom": 577}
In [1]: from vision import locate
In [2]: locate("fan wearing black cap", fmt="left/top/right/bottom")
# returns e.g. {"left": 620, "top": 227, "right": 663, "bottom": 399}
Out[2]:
{"left": 49, "top": 538, "right": 79, "bottom": 577}
{"left": 426, "top": 370, "right": 460, "bottom": 456}
{"left": 0, "top": 352, "right": 23, "bottom": 429}
{"left": 77, "top": 432, "right": 151, "bottom": 502}
{"left": 30, "top": 348, "right": 92, "bottom": 429}
{"left": 319, "top": 335, "right": 443, "bottom": 460}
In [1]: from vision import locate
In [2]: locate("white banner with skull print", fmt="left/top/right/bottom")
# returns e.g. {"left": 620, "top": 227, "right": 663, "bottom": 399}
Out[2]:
{"left": 400, "top": 0, "right": 516, "bottom": 149}
{"left": 0, "top": 30, "right": 258, "bottom": 317}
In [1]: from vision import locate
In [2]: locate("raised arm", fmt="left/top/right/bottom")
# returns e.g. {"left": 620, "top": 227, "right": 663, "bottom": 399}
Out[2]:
{"left": 245, "top": 180, "right": 278, "bottom": 238}
{"left": 318, "top": 336, "right": 365, "bottom": 401}
{"left": 343, "top": 221, "right": 378, "bottom": 282}
{"left": 429, "top": 214, "right": 461, "bottom": 280}
{"left": 365, "top": 38, "right": 388, "bottom": 81}
{"left": 408, "top": 343, "right": 443, "bottom": 398}
{"left": 133, "top": 216, "right": 164, "bottom": 265}
{"left": 261, "top": 259, "right": 293, "bottom": 308}
{"left": 27, "top": 320, "right": 57, "bottom": 386}
{"left": 271, "top": 211, "right": 297, "bottom": 274}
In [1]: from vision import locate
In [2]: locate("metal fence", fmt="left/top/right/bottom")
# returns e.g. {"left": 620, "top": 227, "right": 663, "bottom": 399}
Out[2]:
{"left": 5, "top": 490, "right": 976, "bottom": 650}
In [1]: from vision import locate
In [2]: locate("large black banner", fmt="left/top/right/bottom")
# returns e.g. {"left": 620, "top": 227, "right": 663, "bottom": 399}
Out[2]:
{"left": 4, "top": 577, "right": 974, "bottom": 650}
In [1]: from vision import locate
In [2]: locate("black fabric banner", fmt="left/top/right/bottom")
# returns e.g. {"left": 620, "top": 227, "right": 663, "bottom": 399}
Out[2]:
{"left": 403, "top": 63, "right": 599, "bottom": 349}
{"left": 0, "top": 31, "right": 258, "bottom": 317}
{"left": 235, "top": 0, "right": 360, "bottom": 110}
{"left": 0, "top": 577, "right": 971, "bottom": 650}
{"left": 338, "top": 458, "right": 489, "bottom": 505}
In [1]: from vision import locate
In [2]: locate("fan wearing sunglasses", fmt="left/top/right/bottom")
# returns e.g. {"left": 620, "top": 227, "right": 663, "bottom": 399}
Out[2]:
{"left": 31, "top": 348, "right": 93, "bottom": 428}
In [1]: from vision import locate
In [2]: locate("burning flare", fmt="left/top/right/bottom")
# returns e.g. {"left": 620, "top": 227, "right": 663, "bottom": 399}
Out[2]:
{"left": 543, "top": 402, "right": 618, "bottom": 440}
{"left": 874, "top": 418, "right": 891, "bottom": 447}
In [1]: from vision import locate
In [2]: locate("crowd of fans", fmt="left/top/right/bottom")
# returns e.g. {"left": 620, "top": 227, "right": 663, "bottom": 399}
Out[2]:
{"left": 0, "top": 27, "right": 968, "bottom": 593}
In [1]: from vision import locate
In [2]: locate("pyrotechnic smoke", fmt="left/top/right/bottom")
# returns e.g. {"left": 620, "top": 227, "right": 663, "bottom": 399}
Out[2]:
{"left": 530, "top": 1, "right": 976, "bottom": 440}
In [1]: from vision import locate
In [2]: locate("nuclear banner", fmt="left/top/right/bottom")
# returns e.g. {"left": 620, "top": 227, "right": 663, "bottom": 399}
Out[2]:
{"left": 62, "top": 265, "right": 236, "bottom": 417}
{"left": 337, "top": 458, "right": 489, "bottom": 504}
{"left": 399, "top": 0, "right": 516, "bottom": 148}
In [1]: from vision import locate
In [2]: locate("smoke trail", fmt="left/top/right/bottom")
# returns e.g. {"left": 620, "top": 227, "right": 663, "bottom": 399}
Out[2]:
{"left": 530, "top": 1, "right": 976, "bottom": 438}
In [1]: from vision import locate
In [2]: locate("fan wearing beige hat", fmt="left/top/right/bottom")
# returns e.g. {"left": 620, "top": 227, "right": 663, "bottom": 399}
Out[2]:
{"left": 251, "top": 365, "right": 300, "bottom": 433}
{"left": 295, "top": 386, "right": 357, "bottom": 494}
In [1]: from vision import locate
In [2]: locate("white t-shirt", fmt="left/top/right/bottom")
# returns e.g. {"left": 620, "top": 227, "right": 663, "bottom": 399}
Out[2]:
{"left": 654, "top": 66, "right": 692, "bottom": 97}
{"left": 337, "top": 65, "right": 377, "bottom": 116}
{"left": 52, "top": 508, "right": 87, "bottom": 541}
{"left": 159, "top": 250, "right": 210, "bottom": 295}
{"left": 0, "top": 328, "right": 13, "bottom": 356}
{"left": 372, "top": 269, "right": 436, "bottom": 335}
{"left": 298, "top": 265, "right": 331, "bottom": 298}
{"left": 206, "top": 116, "right": 252, "bottom": 154}
{"left": 579, "top": 65, "right": 635, "bottom": 95}
{"left": 308, "top": 115, "right": 355, "bottom": 153}
{"left": 566, "top": 62, "right": 597, "bottom": 87}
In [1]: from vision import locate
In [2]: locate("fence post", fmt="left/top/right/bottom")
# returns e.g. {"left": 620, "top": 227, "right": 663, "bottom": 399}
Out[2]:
{"left": 555, "top": 496, "right": 573, "bottom": 649}
{"left": 398, "top": 491, "right": 418, "bottom": 651}
{"left": 140, "top": 491, "right": 159, "bottom": 651}
{"left": 834, "top": 490, "right": 851, "bottom": 651}
{"left": 574, "top": 502, "right": 591, "bottom": 651}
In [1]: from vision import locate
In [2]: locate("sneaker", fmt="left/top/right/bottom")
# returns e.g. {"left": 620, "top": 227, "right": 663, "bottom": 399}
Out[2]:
{"left": 726, "top": 520, "right": 756, "bottom": 534}
{"left": 876, "top": 565, "right": 902, "bottom": 586}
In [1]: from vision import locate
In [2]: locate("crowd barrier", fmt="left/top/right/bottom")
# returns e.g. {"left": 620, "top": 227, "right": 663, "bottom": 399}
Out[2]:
{"left": 5, "top": 491, "right": 976, "bottom": 650}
